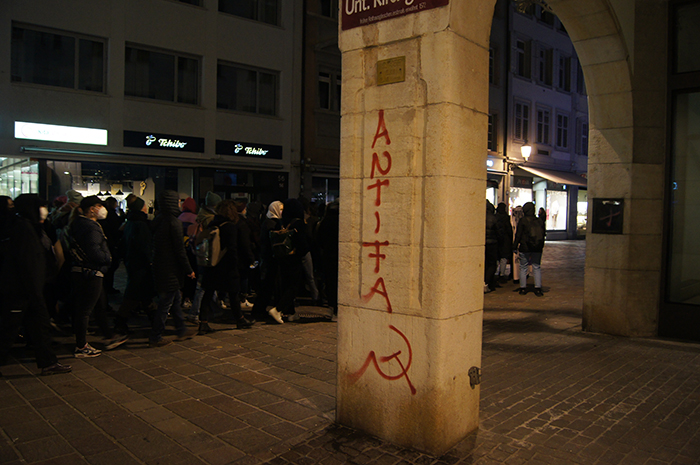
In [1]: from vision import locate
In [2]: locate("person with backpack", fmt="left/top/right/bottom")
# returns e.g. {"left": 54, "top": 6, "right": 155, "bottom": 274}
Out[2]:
{"left": 276, "top": 198, "right": 311, "bottom": 322}
{"left": 513, "top": 202, "right": 545, "bottom": 296}
{"left": 197, "top": 199, "right": 254, "bottom": 334}
{"left": 251, "top": 201, "right": 284, "bottom": 323}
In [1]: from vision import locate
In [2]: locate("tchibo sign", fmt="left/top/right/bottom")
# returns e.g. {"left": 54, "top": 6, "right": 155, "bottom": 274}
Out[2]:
{"left": 15, "top": 121, "right": 108, "bottom": 145}
{"left": 216, "top": 140, "right": 283, "bottom": 159}
{"left": 124, "top": 130, "right": 204, "bottom": 153}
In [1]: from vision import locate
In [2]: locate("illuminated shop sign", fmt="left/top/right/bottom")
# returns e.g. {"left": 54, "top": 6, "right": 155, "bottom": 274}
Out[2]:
{"left": 341, "top": 0, "right": 449, "bottom": 30}
{"left": 124, "top": 130, "right": 204, "bottom": 153}
{"left": 15, "top": 121, "right": 108, "bottom": 145}
{"left": 216, "top": 140, "right": 283, "bottom": 160}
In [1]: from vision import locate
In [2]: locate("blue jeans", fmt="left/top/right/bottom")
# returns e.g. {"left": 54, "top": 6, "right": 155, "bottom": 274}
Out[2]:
{"left": 519, "top": 252, "right": 542, "bottom": 288}
{"left": 151, "top": 289, "right": 186, "bottom": 342}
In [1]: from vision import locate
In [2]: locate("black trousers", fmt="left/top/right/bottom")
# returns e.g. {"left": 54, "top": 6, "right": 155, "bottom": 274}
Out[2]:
{"left": 0, "top": 301, "right": 58, "bottom": 369}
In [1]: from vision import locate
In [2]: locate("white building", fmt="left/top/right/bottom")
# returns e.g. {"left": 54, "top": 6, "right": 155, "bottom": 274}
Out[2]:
{"left": 488, "top": 0, "right": 589, "bottom": 239}
{"left": 0, "top": 0, "right": 303, "bottom": 207}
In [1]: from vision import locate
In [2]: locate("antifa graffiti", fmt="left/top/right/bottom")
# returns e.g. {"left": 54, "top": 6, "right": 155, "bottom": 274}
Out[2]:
{"left": 349, "top": 110, "right": 416, "bottom": 395}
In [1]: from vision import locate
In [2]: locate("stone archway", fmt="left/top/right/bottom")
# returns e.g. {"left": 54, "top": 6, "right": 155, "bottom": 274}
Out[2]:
{"left": 336, "top": 0, "right": 657, "bottom": 455}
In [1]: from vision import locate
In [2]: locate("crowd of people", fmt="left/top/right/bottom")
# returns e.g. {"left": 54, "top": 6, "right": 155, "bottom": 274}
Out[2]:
{"left": 485, "top": 200, "right": 546, "bottom": 297}
{"left": 0, "top": 189, "right": 340, "bottom": 376}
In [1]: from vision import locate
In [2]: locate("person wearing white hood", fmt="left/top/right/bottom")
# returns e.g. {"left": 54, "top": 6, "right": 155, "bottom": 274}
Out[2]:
{"left": 251, "top": 201, "right": 284, "bottom": 323}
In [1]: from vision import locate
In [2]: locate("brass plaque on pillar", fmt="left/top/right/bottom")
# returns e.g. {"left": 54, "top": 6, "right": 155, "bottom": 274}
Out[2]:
{"left": 377, "top": 57, "right": 406, "bottom": 86}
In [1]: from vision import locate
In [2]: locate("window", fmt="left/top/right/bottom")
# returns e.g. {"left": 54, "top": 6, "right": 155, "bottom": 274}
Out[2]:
{"left": 219, "top": 0, "right": 280, "bottom": 26}
{"left": 515, "top": 39, "right": 531, "bottom": 79}
{"left": 576, "top": 118, "right": 589, "bottom": 155}
{"left": 514, "top": 102, "right": 530, "bottom": 141}
{"left": 535, "top": 6, "right": 555, "bottom": 26}
{"left": 320, "top": 0, "right": 338, "bottom": 18}
{"left": 488, "top": 114, "right": 497, "bottom": 152}
{"left": 556, "top": 113, "right": 569, "bottom": 149}
{"left": 536, "top": 108, "right": 551, "bottom": 145}
{"left": 125, "top": 46, "right": 199, "bottom": 105}
{"left": 577, "top": 62, "right": 587, "bottom": 95}
{"left": 217, "top": 62, "right": 278, "bottom": 115}
{"left": 11, "top": 25, "right": 105, "bottom": 92}
{"left": 318, "top": 71, "right": 341, "bottom": 111}
{"left": 536, "top": 45, "right": 553, "bottom": 86}
{"left": 558, "top": 54, "right": 571, "bottom": 92}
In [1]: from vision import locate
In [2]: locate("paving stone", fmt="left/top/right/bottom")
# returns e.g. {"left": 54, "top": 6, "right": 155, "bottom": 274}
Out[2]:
{"left": 220, "top": 427, "right": 279, "bottom": 454}
{"left": 15, "top": 435, "right": 74, "bottom": 463}
{"left": 188, "top": 412, "right": 247, "bottom": 435}
{"left": 66, "top": 432, "right": 120, "bottom": 457}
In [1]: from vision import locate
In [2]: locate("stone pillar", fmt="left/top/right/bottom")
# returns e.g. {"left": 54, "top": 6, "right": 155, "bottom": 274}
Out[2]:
{"left": 337, "top": 3, "right": 493, "bottom": 455}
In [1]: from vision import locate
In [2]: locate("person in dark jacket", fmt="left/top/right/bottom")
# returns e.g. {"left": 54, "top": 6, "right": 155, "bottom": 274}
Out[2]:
{"left": 113, "top": 197, "right": 153, "bottom": 336}
{"left": 317, "top": 199, "right": 339, "bottom": 313}
{"left": 277, "top": 198, "right": 310, "bottom": 321}
{"left": 484, "top": 201, "right": 500, "bottom": 293}
{"left": 252, "top": 201, "right": 284, "bottom": 323}
{"left": 197, "top": 200, "right": 254, "bottom": 334}
{"left": 99, "top": 197, "right": 124, "bottom": 295}
{"left": 495, "top": 203, "right": 513, "bottom": 283}
{"left": 0, "top": 195, "right": 71, "bottom": 376}
{"left": 150, "top": 190, "right": 196, "bottom": 346}
{"left": 513, "top": 202, "right": 545, "bottom": 296}
{"left": 64, "top": 196, "right": 127, "bottom": 357}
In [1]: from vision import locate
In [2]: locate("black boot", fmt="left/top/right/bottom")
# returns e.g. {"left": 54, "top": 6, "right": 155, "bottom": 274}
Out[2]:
{"left": 237, "top": 317, "right": 254, "bottom": 329}
{"left": 198, "top": 322, "right": 215, "bottom": 335}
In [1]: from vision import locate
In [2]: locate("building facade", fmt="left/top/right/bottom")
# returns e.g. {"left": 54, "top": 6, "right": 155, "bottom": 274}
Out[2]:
{"left": 1, "top": 0, "right": 303, "bottom": 208}
{"left": 488, "top": 0, "right": 589, "bottom": 240}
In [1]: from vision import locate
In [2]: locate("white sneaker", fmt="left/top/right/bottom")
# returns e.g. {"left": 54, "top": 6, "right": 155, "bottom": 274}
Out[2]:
{"left": 241, "top": 299, "right": 254, "bottom": 309}
{"left": 268, "top": 307, "right": 284, "bottom": 324}
{"left": 75, "top": 343, "right": 101, "bottom": 358}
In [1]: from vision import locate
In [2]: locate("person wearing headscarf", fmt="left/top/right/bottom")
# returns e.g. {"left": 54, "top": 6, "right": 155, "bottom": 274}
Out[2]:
{"left": 64, "top": 196, "right": 127, "bottom": 357}
{"left": 276, "top": 198, "right": 310, "bottom": 322}
{"left": 252, "top": 201, "right": 284, "bottom": 323}
{"left": 0, "top": 195, "right": 71, "bottom": 376}
{"left": 150, "top": 190, "right": 196, "bottom": 346}
{"left": 178, "top": 197, "right": 199, "bottom": 307}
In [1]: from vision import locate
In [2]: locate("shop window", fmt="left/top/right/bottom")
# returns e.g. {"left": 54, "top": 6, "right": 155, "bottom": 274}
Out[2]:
{"left": 536, "top": 107, "right": 551, "bottom": 145}
{"left": 125, "top": 46, "right": 200, "bottom": 105}
{"left": 535, "top": 45, "right": 553, "bottom": 86}
{"left": 510, "top": 187, "right": 533, "bottom": 212}
{"left": 320, "top": 0, "right": 338, "bottom": 18}
{"left": 558, "top": 54, "right": 571, "bottom": 92}
{"left": 514, "top": 101, "right": 530, "bottom": 141}
{"left": 0, "top": 157, "right": 39, "bottom": 197}
{"left": 556, "top": 113, "right": 569, "bottom": 149}
{"left": 11, "top": 24, "right": 105, "bottom": 92}
{"left": 217, "top": 62, "right": 278, "bottom": 115}
{"left": 577, "top": 189, "right": 587, "bottom": 236}
{"left": 576, "top": 118, "right": 588, "bottom": 155}
{"left": 488, "top": 114, "right": 498, "bottom": 152}
{"left": 219, "top": 0, "right": 280, "bottom": 26}
{"left": 546, "top": 190, "right": 567, "bottom": 230}
{"left": 514, "top": 39, "right": 531, "bottom": 79}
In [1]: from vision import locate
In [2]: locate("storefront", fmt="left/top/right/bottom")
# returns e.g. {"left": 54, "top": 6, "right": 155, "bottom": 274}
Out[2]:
{"left": 5, "top": 122, "right": 291, "bottom": 209}
{"left": 509, "top": 165, "right": 587, "bottom": 240}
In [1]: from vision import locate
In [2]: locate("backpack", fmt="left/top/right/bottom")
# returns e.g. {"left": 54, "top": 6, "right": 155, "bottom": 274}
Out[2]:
{"left": 269, "top": 227, "right": 296, "bottom": 259}
{"left": 526, "top": 218, "right": 545, "bottom": 250}
{"left": 195, "top": 222, "right": 229, "bottom": 267}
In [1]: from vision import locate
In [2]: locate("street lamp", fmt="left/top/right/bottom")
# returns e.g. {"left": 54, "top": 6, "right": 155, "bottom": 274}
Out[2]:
{"left": 521, "top": 143, "right": 532, "bottom": 162}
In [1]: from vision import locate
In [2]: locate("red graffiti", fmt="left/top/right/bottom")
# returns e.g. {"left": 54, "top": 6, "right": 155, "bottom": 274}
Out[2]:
{"left": 367, "top": 179, "right": 390, "bottom": 206}
{"left": 355, "top": 109, "right": 415, "bottom": 395}
{"left": 362, "top": 277, "right": 393, "bottom": 313}
{"left": 348, "top": 325, "right": 416, "bottom": 395}
{"left": 362, "top": 240, "right": 390, "bottom": 273}
{"left": 370, "top": 151, "right": 392, "bottom": 179}
{"left": 371, "top": 109, "right": 391, "bottom": 148}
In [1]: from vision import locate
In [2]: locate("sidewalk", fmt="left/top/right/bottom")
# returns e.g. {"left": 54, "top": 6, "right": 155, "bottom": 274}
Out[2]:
{"left": 2, "top": 241, "right": 700, "bottom": 465}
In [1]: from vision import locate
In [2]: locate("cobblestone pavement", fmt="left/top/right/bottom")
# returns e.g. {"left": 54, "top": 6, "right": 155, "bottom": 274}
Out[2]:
{"left": 2, "top": 241, "right": 700, "bottom": 465}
